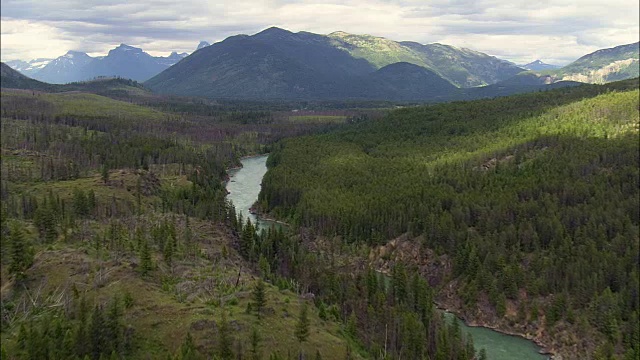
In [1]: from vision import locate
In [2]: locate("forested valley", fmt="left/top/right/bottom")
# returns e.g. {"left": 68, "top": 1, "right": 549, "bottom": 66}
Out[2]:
{"left": 0, "top": 82, "right": 477, "bottom": 359}
{"left": 258, "top": 79, "right": 640, "bottom": 359}
{"left": 1, "top": 76, "right": 638, "bottom": 360}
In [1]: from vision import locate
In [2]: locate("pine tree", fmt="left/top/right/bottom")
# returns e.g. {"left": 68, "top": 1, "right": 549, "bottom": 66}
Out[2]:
{"left": 101, "top": 164, "right": 109, "bottom": 184}
{"left": 9, "top": 223, "right": 32, "bottom": 282}
{"left": 240, "top": 219, "right": 255, "bottom": 258}
{"left": 90, "top": 306, "right": 107, "bottom": 359}
{"left": 163, "top": 234, "right": 174, "bottom": 266}
{"left": 294, "top": 303, "right": 310, "bottom": 343}
{"left": 253, "top": 279, "right": 267, "bottom": 318}
{"left": 184, "top": 215, "right": 193, "bottom": 257}
{"left": 250, "top": 327, "right": 261, "bottom": 360}
{"left": 346, "top": 311, "right": 357, "bottom": 338}
{"left": 258, "top": 254, "right": 271, "bottom": 279}
{"left": 140, "top": 238, "right": 152, "bottom": 276}
{"left": 180, "top": 332, "right": 200, "bottom": 360}
{"left": 34, "top": 201, "right": 57, "bottom": 243}
{"left": 217, "top": 311, "right": 234, "bottom": 359}
{"left": 106, "top": 297, "right": 122, "bottom": 354}
{"left": 136, "top": 177, "right": 143, "bottom": 215}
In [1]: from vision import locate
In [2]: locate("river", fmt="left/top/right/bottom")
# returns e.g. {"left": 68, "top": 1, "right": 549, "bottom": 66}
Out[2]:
{"left": 226, "top": 154, "right": 282, "bottom": 232}
{"left": 226, "top": 154, "right": 549, "bottom": 360}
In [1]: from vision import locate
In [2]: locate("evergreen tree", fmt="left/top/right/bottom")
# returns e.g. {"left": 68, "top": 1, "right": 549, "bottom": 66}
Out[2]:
{"left": 180, "top": 332, "right": 200, "bottom": 360}
{"left": 90, "top": 306, "right": 107, "bottom": 359}
{"left": 250, "top": 326, "right": 262, "bottom": 360}
{"left": 253, "top": 279, "right": 267, "bottom": 318}
{"left": 101, "top": 165, "right": 109, "bottom": 184}
{"left": 163, "top": 233, "right": 174, "bottom": 266}
{"left": 34, "top": 202, "right": 57, "bottom": 243}
{"left": 139, "top": 238, "right": 152, "bottom": 276}
{"left": 106, "top": 297, "right": 122, "bottom": 355}
{"left": 217, "top": 311, "right": 234, "bottom": 360}
{"left": 9, "top": 222, "right": 32, "bottom": 282}
{"left": 294, "top": 303, "right": 310, "bottom": 343}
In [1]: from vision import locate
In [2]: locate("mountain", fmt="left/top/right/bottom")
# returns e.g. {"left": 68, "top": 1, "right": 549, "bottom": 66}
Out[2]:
{"left": 146, "top": 27, "right": 522, "bottom": 100}
{"left": 196, "top": 41, "right": 210, "bottom": 50}
{"left": 34, "top": 50, "right": 94, "bottom": 83}
{"left": 22, "top": 44, "right": 189, "bottom": 84}
{"left": 328, "top": 31, "right": 524, "bottom": 87}
{"left": 520, "top": 60, "right": 560, "bottom": 71}
{"left": 156, "top": 51, "right": 188, "bottom": 67}
{"left": 366, "top": 62, "right": 458, "bottom": 101}
{"left": 5, "top": 58, "right": 52, "bottom": 77}
{"left": 550, "top": 42, "right": 639, "bottom": 83}
{"left": 0, "top": 62, "right": 56, "bottom": 91}
{"left": 77, "top": 44, "right": 172, "bottom": 82}
{"left": 146, "top": 27, "right": 379, "bottom": 100}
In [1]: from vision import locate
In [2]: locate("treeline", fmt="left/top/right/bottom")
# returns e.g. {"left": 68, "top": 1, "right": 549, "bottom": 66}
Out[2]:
{"left": 259, "top": 79, "right": 640, "bottom": 357}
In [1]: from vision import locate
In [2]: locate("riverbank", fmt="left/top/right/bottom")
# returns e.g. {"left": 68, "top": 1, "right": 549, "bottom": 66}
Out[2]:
{"left": 436, "top": 303, "right": 555, "bottom": 359}
{"left": 248, "top": 203, "right": 291, "bottom": 227}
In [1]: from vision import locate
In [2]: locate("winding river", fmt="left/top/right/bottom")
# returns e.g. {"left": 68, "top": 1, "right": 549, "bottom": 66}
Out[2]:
{"left": 226, "top": 154, "right": 549, "bottom": 360}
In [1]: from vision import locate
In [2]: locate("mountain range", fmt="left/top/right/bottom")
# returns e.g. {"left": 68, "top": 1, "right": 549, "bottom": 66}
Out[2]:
{"left": 5, "top": 58, "right": 53, "bottom": 78}
{"left": 7, "top": 44, "right": 190, "bottom": 84}
{"left": 3, "top": 28, "right": 639, "bottom": 101}
{"left": 145, "top": 27, "right": 527, "bottom": 100}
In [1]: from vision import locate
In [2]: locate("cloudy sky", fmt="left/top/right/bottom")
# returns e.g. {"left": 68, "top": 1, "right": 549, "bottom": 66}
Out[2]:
{"left": 1, "top": 0, "right": 638, "bottom": 65}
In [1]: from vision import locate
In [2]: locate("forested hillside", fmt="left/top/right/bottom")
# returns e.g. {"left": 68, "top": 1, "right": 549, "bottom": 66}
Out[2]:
{"left": 0, "top": 87, "right": 477, "bottom": 359}
{"left": 259, "top": 79, "right": 640, "bottom": 359}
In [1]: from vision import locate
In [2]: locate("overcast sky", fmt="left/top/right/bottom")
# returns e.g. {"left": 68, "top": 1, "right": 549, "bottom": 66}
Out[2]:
{"left": 1, "top": 0, "right": 638, "bottom": 65}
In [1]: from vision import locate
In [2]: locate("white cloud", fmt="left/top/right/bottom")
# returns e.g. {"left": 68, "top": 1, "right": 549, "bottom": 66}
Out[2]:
{"left": 1, "top": 0, "right": 638, "bottom": 64}
{"left": 0, "top": 19, "right": 78, "bottom": 60}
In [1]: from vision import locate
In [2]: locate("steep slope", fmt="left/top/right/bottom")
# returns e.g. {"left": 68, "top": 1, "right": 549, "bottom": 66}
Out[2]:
{"left": 328, "top": 31, "right": 524, "bottom": 87}
{"left": 33, "top": 50, "right": 94, "bottom": 83}
{"left": 365, "top": 62, "right": 458, "bottom": 101}
{"left": 0, "top": 62, "right": 56, "bottom": 91}
{"left": 401, "top": 42, "right": 525, "bottom": 87}
{"left": 258, "top": 79, "right": 640, "bottom": 359}
{"left": 146, "top": 27, "right": 379, "bottom": 99}
{"left": 5, "top": 58, "right": 52, "bottom": 77}
{"left": 549, "top": 42, "right": 639, "bottom": 83}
